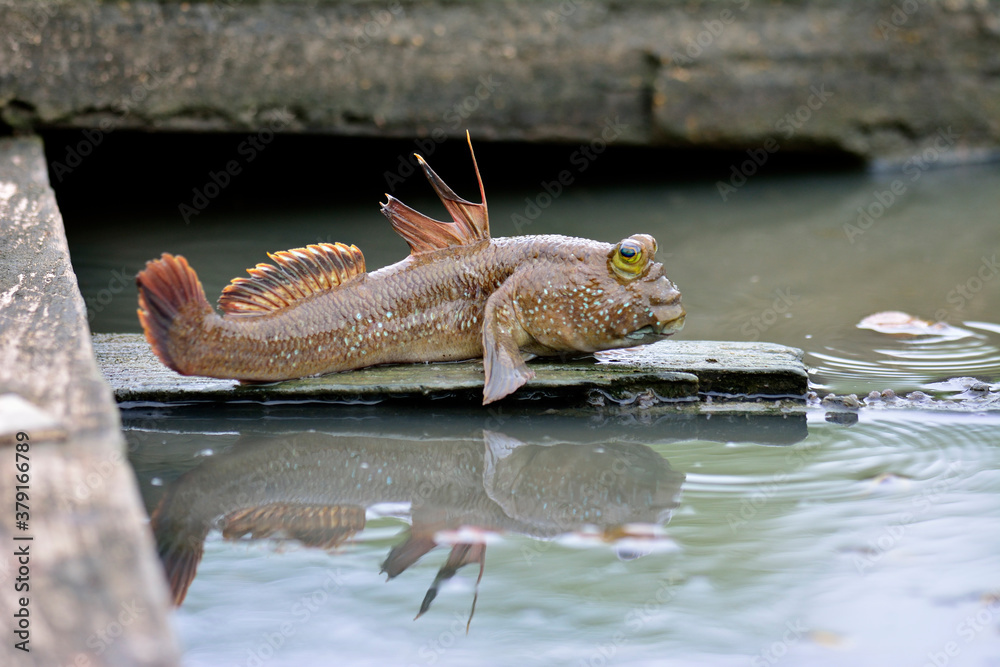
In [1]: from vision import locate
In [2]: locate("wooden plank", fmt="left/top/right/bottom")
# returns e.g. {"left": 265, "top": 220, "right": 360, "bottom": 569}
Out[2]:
{"left": 0, "top": 137, "right": 180, "bottom": 667}
{"left": 94, "top": 333, "right": 807, "bottom": 406}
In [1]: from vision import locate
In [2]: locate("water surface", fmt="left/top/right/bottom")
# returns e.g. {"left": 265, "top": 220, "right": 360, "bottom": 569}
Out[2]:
{"left": 125, "top": 409, "right": 1000, "bottom": 667}
{"left": 71, "top": 159, "right": 1000, "bottom": 394}
{"left": 66, "top": 157, "right": 1000, "bottom": 666}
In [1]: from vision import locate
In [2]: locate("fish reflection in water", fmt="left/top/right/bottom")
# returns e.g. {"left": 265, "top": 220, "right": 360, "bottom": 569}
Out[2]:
{"left": 151, "top": 430, "right": 684, "bottom": 628}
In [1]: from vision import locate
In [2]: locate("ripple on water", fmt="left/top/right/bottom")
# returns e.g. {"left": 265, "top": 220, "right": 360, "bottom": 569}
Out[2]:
{"left": 808, "top": 321, "right": 1000, "bottom": 394}
{"left": 653, "top": 412, "right": 1000, "bottom": 659}
{"left": 147, "top": 408, "right": 1000, "bottom": 666}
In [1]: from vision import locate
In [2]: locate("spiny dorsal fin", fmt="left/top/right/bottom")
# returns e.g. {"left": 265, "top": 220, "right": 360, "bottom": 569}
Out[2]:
{"left": 380, "top": 131, "right": 489, "bottom": 256}
{"left": 220, "top": 503, "right": 366, "bottom": 550}
{"left": 218, "top": 242, "right": 365, "bottom": 317}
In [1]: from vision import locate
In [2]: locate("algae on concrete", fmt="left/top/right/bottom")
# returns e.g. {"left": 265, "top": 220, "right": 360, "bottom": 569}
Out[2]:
{"left": 94, "top": 333, "right": 807, "bottom": 406}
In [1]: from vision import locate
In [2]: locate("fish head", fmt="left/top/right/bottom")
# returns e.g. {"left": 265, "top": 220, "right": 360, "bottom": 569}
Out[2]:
{"left": 516, "top": 234, "right": 685, "bottom": 354}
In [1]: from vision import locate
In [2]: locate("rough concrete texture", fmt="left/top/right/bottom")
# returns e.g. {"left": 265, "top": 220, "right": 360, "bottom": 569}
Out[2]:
{"left": 0, "top": 137, "right": 179, "bottom": 667}
{"left": 93, "top": 333, "right": 808, "bottom": 405}
{"left": 0, "top": 137, "right": 116, "bottom": 434}
{"left": 1, "top": 1, "right": 999, "bottom": 162}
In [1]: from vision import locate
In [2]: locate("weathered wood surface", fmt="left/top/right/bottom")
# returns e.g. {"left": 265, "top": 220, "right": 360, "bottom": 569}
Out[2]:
{"left": 0, "top": 137, "right": 179, "bottom": 667}
{"left": 94, "top": 333, "right": 807, "bottom": 405}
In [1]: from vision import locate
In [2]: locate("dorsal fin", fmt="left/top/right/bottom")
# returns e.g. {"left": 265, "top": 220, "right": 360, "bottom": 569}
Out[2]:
{"left": 220, "top": 503, "right": 366, "bottom": 550}
{"left": 380, "top": 131, "right": 489, "bottom": 255}
{"left": 218, "top": 242, "right": 365, "bottom": 317}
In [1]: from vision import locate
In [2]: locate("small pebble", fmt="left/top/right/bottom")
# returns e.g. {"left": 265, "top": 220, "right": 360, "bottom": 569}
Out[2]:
{"left": 825, "top": 411, "right": 859, "bottom": 426}
{"left": 841, "top": 394, "right": 860, "bottom": 408}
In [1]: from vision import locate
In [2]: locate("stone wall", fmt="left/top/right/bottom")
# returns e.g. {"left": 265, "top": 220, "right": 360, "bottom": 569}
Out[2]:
{"left": 2, "top": 0, "right": 999, "bottom": 163}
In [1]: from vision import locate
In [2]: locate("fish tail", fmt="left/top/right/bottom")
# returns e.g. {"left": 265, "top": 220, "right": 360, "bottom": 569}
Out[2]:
{"left": 150, "top": 496, "right": 208, "bottom": 606}
{"left": 157, "top": 526, "right": 206, "bottom": 606}
{"left": 136, "top": 253, "right": 214, "bottom": 374}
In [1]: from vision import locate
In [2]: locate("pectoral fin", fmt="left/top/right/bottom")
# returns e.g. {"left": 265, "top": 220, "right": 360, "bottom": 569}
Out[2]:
{"left": 381, "top": 531, "right": 438, "bottom": 579}
{"left": 482, "top": 281, "right": 535, "bottom": 405}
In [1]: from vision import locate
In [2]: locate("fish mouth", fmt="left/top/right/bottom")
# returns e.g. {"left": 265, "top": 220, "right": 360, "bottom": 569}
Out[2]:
{"left": 625, "top": 315, "right": 686, "bottom": 340}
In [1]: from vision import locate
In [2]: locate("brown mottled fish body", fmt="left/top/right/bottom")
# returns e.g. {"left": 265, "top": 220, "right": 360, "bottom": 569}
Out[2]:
{"left": 151, "top": 430, "right": 684, "bottom": 607}
{"left": 137, "top": 136, "right": 685, "bottom": 403}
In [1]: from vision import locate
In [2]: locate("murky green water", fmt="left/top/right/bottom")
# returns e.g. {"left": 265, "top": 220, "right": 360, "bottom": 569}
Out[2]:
{"left": 67, "top": 157, "right": 1000, "bottom": 666}
{"left": 72, "top": 158, "right": 1000, "bottom": 395}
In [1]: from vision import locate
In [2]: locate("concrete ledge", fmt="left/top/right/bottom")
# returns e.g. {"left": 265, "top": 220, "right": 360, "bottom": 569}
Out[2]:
{"left": 0, "top": 137, "right": 179, "bottom": 667}
{"left": 94, "top": 333, "right": 808, "bottom": 405}
{"left": 2, "top": 1, "right": 999, "bottom": 162}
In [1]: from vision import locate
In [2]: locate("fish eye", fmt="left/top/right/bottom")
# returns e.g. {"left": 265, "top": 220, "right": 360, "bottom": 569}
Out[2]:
{"left": 619, "top": 242, "right": 641, "bottom": 262}
{"left": 610, "top": 239, "right": 646, "bottom": 278}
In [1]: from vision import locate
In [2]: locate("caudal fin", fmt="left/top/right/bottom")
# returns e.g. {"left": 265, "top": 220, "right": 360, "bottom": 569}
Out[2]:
{"left": 150, "top": 498, "right": 208, "bottom": 606}
{"left": 136, "top": 253, "right": 213, "bottom": 373}
{"left": 156, "top": 524, "right": 206, "bottom": 606}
